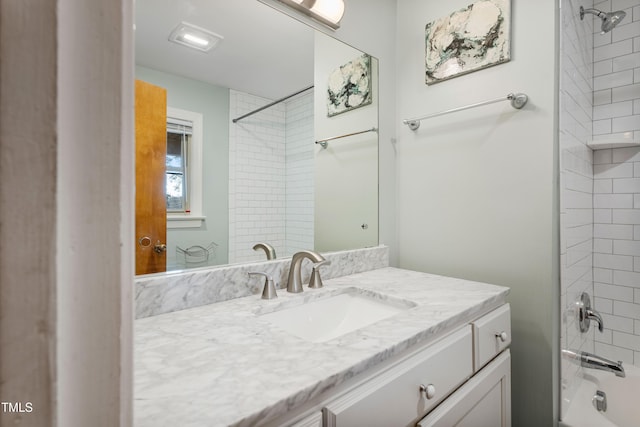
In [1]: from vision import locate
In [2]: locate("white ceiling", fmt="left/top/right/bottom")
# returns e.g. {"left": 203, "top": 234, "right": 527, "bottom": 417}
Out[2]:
{"left": 135, "top": 0, "right": 315, "bottom": 100}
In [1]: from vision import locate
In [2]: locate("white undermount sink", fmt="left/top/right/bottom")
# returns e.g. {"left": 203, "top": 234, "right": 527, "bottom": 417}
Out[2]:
{"left": 258, "top": 289, "right": 415, "bottom": 343}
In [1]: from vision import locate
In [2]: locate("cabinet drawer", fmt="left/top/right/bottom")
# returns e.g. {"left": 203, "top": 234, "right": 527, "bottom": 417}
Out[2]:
{"left": 290, "top": 412, "right": 322, "bottom": 427}
{"left": 323, "top": 326, "right": 473, "bottom": 427}
{"left": 417, "top": 350, "right": 511, "bottom": 427}
{"left": 473, "top": 304, "right": 511, "bottom": 371}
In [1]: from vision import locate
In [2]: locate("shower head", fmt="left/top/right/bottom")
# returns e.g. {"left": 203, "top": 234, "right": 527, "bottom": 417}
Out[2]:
{"left": 580, "top": 6, "right": 626, "bottom": 34}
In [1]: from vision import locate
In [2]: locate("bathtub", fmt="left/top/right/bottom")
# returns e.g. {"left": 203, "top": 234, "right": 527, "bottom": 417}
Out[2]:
{"left": 561, "top": 363, "right": 640, "bottom": 427}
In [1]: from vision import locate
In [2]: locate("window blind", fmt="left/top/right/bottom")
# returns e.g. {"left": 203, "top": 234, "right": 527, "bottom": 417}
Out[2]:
{"left": 167, "top": 117, "right": 193, "bottom": 135}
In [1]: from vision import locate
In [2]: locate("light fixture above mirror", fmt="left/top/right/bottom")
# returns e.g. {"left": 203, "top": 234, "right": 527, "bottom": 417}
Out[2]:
{"left": 275, "top": 0, "right": 345, "bottom": 29}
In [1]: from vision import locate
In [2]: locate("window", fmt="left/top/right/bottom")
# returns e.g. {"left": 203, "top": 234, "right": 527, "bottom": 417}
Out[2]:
{"left": 166, "top": 118, "right": 191, "bottom": 212}
{"left": 166, "top": 107, "right": 204, "bottom": 228}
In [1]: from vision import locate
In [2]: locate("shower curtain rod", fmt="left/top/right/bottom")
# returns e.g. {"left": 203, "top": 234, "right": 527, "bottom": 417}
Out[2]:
{"left": 232, "top": 85, "right": 314, "bottom": 123}
{"left": 402, "top": 92, "right": 529, "bottom": 131}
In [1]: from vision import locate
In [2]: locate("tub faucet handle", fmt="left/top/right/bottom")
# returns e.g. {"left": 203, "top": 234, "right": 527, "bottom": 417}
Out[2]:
{"left": 586, "top": 308, "right": 604, "bottom": 333}
{"left": 576, "top": 292, "right": 604, "bottom": 333}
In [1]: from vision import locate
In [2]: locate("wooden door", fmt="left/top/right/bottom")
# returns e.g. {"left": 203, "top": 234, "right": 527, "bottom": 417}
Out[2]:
{"left": 135, "top": 79, "right": 167, "bottom": 275}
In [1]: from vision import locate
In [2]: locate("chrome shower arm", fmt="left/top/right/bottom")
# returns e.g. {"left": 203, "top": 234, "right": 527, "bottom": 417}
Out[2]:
{"left": 580, "top": 7, "right": 605, "bottom": 19}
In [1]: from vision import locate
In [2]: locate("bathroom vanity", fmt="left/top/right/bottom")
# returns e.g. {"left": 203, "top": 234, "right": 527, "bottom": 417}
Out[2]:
{"left": 135, "top": 267, "right": 511, "bottom": 426}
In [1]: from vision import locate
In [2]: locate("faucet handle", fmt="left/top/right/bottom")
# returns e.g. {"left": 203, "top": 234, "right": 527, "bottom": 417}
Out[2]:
{"left": 586, "top": 308, "right": 604, "bottom": 332}
{"left": 577, "top": 292, "right": 604, "bottom": 333}
{"left": 308, "top": 260, "right": 331, "bottom": 289}
{"left": 248, "top": 272, "right": 278, "bottom": 299}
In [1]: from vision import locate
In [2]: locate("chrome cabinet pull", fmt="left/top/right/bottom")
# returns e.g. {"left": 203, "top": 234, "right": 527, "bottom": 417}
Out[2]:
{"left": 419, "top": 383, "right": 436, "bottom": 399}
{"left": 495, "top": 331, "right": 508, "bottom": 342}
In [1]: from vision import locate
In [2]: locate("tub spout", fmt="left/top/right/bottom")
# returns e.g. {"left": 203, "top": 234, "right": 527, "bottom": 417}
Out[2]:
{"left": 582, "top": 352, "right": 625, "bottom": 378}
{"left": 562, "top": 349, "right": 626, "bottom": 378}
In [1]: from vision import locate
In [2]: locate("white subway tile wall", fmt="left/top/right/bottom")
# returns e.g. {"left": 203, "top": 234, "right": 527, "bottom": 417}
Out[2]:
{"left": 593, "top": 145, "right": 640, "bottom": 366}
{"left": 592, "top": 0, "right": 640, "bottom": 142}
{"left": 228, "top": 90, "right": 314, "bottom": 263}
{"left": 285, "top": 92, "right": 314, "bottom": 254}
{"left": 560, "top": 0, "right": 595, "bottom": 416}
{"left": 562, "top": 1, "right": 640, "bottom": 417}
{"left": 229, "top": 90, "right": 287, "bottom": 263}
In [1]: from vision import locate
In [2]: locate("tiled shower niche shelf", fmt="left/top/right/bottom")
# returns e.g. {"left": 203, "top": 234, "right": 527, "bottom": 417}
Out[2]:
{"left": 587, "top": 139, "right": 640, "bottom": 150}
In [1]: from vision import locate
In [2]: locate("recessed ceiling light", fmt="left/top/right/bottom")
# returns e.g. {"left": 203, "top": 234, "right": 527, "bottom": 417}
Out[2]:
{"left": 168, "top": 22, "right": 223, "bottom": 53}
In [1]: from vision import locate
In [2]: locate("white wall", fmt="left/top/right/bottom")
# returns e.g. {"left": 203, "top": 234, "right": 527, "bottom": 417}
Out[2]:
{"left": 395, "top": 1, "right": 559, "bottom": 425}
{"left": 559, "top": 0, "right": 595, "bottom": 418}
{"left": 57, "top": 0, "right": 134, "bottom": 425}
{"left": 0, "top": 1, "right": 57, "bottom": 424}
{"left": 309, "top": 0, "right": 398, "bottom": 264}
{"left": 0, "top": 0, "right": 135, "bottom": 424}
{"left": 314, "top": 32, "right": 379, "bottom": 252}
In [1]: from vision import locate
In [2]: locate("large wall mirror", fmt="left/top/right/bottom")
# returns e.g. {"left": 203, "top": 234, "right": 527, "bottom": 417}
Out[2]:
{"left": 135, "top": 0, "right": 379, "bottom": 275}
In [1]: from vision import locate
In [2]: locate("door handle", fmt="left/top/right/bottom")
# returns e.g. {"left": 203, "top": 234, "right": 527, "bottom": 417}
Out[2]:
{"left": 153, "top": 241, "right": 167, "bottom": 253}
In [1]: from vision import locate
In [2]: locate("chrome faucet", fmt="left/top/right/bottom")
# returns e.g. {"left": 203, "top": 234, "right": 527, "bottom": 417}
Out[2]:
{"left": 253, "top": 242, "right": 276, "bottom": 260}
{"left": 562, "top": 349, "right": 626, "bottom": 378}
{"left": 286, "top": 250, "right": 326, "bottom": 293}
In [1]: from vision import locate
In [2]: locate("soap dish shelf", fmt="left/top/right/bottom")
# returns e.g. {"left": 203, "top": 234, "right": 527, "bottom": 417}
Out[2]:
{"left": 587, "top": 140, "right": 640, "bottom": 150}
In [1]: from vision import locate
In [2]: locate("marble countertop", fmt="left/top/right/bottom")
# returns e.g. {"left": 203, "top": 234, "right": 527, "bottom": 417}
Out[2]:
{"left": 135, "top": 267, "right": 510, "bottom": 427}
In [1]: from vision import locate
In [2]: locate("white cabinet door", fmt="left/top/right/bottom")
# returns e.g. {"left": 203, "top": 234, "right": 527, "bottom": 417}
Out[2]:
{"left": 417, "top": 350, "right": 511, "bottom": 427}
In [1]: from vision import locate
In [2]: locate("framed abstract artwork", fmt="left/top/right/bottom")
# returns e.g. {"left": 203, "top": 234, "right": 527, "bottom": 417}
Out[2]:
{"left": 425, "top": 0, "right": 511, "bottom": 85}
{"left": 327, "top": 53, "right": 372, "bottom": 117}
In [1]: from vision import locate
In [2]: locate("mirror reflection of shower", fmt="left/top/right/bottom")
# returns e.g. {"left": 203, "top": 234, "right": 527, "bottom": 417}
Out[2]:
{"left": 580, "top": 6, "right": 626, "bottom": 34}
